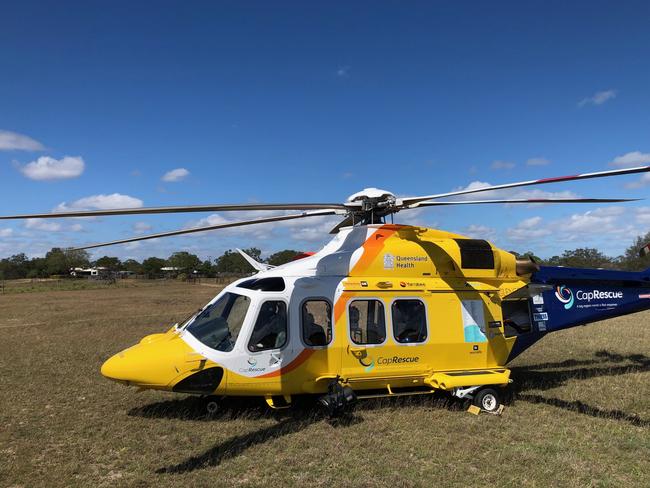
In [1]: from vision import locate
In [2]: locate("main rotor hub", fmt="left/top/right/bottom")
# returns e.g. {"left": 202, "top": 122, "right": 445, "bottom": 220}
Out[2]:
{"left": 345, "top": 188, "right": 400, "bottom": 224}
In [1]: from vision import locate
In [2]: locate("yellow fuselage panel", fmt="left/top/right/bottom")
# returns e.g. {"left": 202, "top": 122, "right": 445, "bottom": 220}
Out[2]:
{"left": 347, "top": 225, "right": 519, "bottom": 282}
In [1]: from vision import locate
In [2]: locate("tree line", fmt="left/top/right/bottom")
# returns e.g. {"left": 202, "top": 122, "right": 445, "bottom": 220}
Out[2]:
{"left": 1, "top": 230, "right": 649, "bottom": 280}
{"left": 510, "top": 231, "right": 650, "bottom": 272}
{"left": 0, "top": 248, "right": 303, "bottom": 280}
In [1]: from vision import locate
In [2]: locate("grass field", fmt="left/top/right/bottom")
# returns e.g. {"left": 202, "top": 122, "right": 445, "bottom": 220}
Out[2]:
{"left": 1, "top": 281, "right": 648, "bottom": 487}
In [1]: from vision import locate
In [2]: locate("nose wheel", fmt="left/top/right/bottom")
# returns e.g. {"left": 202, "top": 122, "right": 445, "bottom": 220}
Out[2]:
{"left": 472, "top": 388, "right": 501, "bottom": 413}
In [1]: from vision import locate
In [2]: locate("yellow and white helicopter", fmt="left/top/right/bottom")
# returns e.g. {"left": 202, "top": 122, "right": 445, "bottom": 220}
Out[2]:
{"left": 3, "top": 165, "right": 650, "bottom": 415}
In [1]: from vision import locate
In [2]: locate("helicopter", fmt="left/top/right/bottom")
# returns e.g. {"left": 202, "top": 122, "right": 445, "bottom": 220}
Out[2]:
{"left": 3, "top": 165, "right": 650, "bottom": 415}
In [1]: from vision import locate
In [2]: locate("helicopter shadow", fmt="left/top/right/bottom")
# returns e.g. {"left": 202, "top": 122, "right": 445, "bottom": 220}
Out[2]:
{"left": 133, "top": 393, "right": 467, "bottom": 474}
{"left": 131, "top": 349, "right": 649, "bottom": 474}
{"left": 136, "top": 396, "right": 363, "bottom": 474}
{"left": 509, "top": 350, "right": 650, "bottom": 427}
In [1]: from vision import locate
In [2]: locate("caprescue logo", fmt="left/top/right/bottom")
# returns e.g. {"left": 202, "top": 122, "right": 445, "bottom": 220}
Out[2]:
{"left": 377, "top": 356, "right": 420, "bottom": 365}
{"left": 555, "top": 285, "right": 574, "bottom": 309}
{"left": 555, "top": 285, "right": 624, "bottom": 309}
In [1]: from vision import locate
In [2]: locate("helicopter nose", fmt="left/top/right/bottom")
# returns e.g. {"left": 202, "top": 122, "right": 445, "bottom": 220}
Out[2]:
{"left": 101, "top": 330, "right": 223, "bottom": 392}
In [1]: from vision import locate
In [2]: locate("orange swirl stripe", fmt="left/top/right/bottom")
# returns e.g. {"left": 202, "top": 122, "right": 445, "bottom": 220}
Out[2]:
{"left": 257, "top": 225, "right": 398, "bottom": 380}
{"left": 257, "top": 348, "right": 315, "bottom": 378}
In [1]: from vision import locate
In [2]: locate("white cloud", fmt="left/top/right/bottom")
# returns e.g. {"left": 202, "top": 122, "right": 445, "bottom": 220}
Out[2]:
{"left": 25, "top": 219, "right": 62, "bottom": 232}
{"left": 187, "top": 210, "right": 342, "bottom": 244}
{"left": 635, "top": 207, "right": 650, "bottom": 225}
{"left": 336, "top": 66, "right": 350, "bottom": 77}
{"left": 0, "top": 130, "right": 44, "bottom": 151}
{"left": 54, "top": 193, "right": 143, "bottom": 212}
{"left": 0, "top": 228, "right": 13, "bottom": 237}
{"left": 490, "top": 160, "right": 516, "bottom": 170}
{"left": 506, "top": 206, "right": 641, "bottom": 247}
{"left": 23, "top": 218, "right": 85, "bottom": 233}
{"left": 462, "top": 224, "right": 497, "bottom": 241}
{"left": 611, "top": 151, "right": 650, "bottom": 167}
{"left": 508, "top": 189, "right": 579, "bottom": 202}
{"left": 578, "top": 89, "right": 617, "bottom": 107}
{"left": 507, "top": 216, "right": 552, "bottom": 241}
{"left": 526, "top": 157, "right": 550, "bottom": 166}
{"left": 19, "top": 156, "right": 85, "bottom": 181}
{"left": 162, "top": 168, "right": 190, "bottom": 182}
{"left": 610, "top": 152, "right": 650, "bottom": 188}
{"left": 624, "top": 174, "right": 650, "bottom": 189}
{"left": 450, "top": 180, "right": 578, "bottom": 202}
{"left": 133, "top": 222, "right": 152, "bottom": 234}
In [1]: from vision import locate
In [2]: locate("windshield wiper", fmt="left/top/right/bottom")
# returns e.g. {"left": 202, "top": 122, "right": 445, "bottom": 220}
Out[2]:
{"left": 178, "top": 308, "right": 204, "bottom": 329}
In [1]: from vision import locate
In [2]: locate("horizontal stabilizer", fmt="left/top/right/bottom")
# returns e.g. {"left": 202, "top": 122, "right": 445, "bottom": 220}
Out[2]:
{"left": 236, "top": 248, "right": 275, "bottom": 271}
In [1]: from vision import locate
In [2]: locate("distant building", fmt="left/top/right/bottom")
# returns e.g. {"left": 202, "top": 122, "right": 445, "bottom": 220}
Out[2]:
{"left": 70, "top": 267, "right": 110, "bottom": 278}
{"left": 161, "top": 266, "right": 181, "bottom": 278}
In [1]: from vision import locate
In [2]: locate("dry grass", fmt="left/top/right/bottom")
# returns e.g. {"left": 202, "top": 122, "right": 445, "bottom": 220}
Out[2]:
{"left": 1, "top": 281, "right": 648, "bottom": 488}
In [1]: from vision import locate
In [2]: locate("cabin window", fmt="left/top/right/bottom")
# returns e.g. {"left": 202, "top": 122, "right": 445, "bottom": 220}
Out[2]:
{"left": 302, "top": 300, "right": 332, "bottom": 347}
{"left": 349, "top": 299, "right": 386, "bottom": 345}
{"left": 238, "top": 277, "right": 285, "bottom": 292}
{"left": 248, "top": 301, "right": 288, "bottom": 352}
{"left": 391, "top": 299, "right": 427, "bottom": 343}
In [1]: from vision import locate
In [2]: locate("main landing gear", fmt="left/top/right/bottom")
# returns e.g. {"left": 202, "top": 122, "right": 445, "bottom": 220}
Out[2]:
{"left": 452, "top": 385, "right": 503, "bottom": 413}
{"left": 472, "top": 388, "right": 502, "bottom": 413}
{"left": 318, "top": 380, "right": 357, "bottom": 417}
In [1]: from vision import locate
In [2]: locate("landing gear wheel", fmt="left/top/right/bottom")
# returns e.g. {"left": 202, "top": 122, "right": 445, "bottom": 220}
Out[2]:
{"left": 203, "top": 395, "right": 224, "bottom": 415}
{"left": 473, "top": 388, "right": 501, "bottom": 413}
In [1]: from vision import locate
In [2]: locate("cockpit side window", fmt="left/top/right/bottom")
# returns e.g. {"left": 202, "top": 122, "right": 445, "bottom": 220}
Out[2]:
{"left": 185, "top": 292, "right": 250, "bottom": 352}
{"left": 302, "top": 300, "right": 332, "bottom": 347}
{"left": 349, "top": 299, "right": 386, "bottom": 345}
{"left": 248, "top": 301, "right": 288, "bottom": 352}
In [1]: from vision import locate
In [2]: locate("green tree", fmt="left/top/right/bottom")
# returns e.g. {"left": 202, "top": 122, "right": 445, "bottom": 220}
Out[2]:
{"left": 616, "top": 231, "right": 650, "bottom": 271}
{"left": 94, "top": 256, "right": 122, "bottom": 271}
{"left": 214, "top": 248, "right": 261, "bottom": 273}
{"left": 266, "top": 249, "right": 300, "bottom": 266}
{"left": 30, "top": 257, "right": 47, "bottom": 278}
{"left": 546, "top": 248, "right": 614, "bottom": 269}
{"left": 142, "top": 257, "right": 167, "bottom": 277}
{"left": 510, "top": 250, "right": 543, "bottom": 264}
{"left": 167, "top": 251, "right": 201, "bottom": 272}
{"left": 122, "top": 259, "right": 143, "bottom": 274}
{"left": 1, "top": 253, "right": 30, "bottom": 279}
{"left": 199, "top": 259, "right": 216, "bottom": 277}
{"left": 44, "top": 248, "right": 90, "bottom": 276}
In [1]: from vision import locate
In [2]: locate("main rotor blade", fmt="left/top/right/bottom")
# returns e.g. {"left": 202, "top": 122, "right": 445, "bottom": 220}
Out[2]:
{"left": 402, "top": 165, "right": 650, "bottom": 205}
{"left": 412, "top": 197, "right": 641, "bottom": 207}
{"left": 0, "top": 203, "right": 347, "bottom": 220}
{"left": 71, "top": 210, "right": 337, "bottom": 250}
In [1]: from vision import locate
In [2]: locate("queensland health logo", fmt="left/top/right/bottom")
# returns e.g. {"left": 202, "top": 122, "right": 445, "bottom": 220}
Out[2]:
{"left": 554, "top": 285, "right": 574, "bottom": 309}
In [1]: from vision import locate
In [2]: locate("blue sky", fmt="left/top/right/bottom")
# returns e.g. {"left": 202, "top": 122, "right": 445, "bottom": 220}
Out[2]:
{"left": 1, "top": 1, "right": 650, "bottom": 261}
